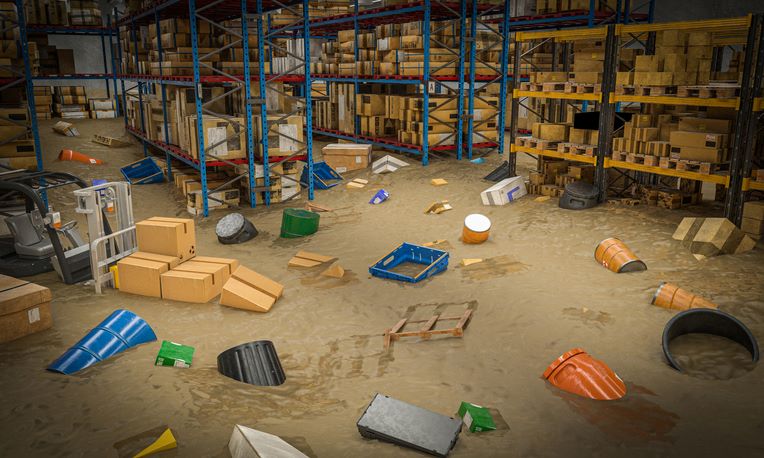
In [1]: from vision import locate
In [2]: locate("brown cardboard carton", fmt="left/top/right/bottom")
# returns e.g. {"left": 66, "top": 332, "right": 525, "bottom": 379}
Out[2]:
{"left": 321, "top": 143, "right": 372, "bottom": 173}
{"left": 219, "top": 266, "right": 284, "bottom": 313}
{"left": 0, "top": 274, "right": 53, "bottom": 344}
{"left": 743, "top": 201, "right": 764, "bottom": 221}
{"left": 669, "top": 131, "right": 728, "bottom": 149}
{"left": 173, "top": 261, "right": 227, "bottom": 296}
{"left": 129, "top": 251, "right": 180, "bottom": 269}
{"left": 136, "top": 217, "right": 196, "bottom": 261}
{"left": 678, "top": 117, "right": 731, "bottom": 133}
{"left": 160, "top": 270, "right": 215, "bottom": 303}
{"left": 741, "top": 217, "right": 764, "bottom": 236}
{"left": 191, "top": 256, "right": 240, "bottom": 278}
{"left": 117, "top": 257, "right": 169, "bottom": 298}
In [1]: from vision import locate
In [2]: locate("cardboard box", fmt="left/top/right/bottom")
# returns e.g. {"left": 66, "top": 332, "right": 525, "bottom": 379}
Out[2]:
{"left": 0, "top": 274, "right": 53, "bottom": 344}
{"left": 670, "top": 145, "right": 724, "bottom": 163}
{"left": 741, "top": 217, "right": 764, "bottom": 236}
{"left": 321, "top": 143, "right": 372, "bottom": 173}
{"left": 220, "top": 266, "right": 284, "bottom": 313}
{"left": 669, "top": 131, "right": 728, "bottom": 149}
{"left": 136, "top": 217, "right": 196, "bottom": 261}
{"left": 743, "top": 201, "right": 764, "bottom": 221}
{"left": 532, "top": 123, "right": 569, "bottom": 142}
{"left": 172, "top": 260, "right": 228, "bottom": 296}
{"left": 129, "top": 251, "right": 181, "bottom": 269}
{"left": 458, "top": 402, "right": 496, "bottom": 433}
{"left": 678, "top": 117, "right": 731, "bottom": 134}
{"left": 116, "top": 257, "right": 169, "bottom": 298}
{"left": 191, "top": 256, "right": 240, "bottom": 279}
{"left": 160, "top": 270, "right": 216, "bottom": 303}
{"left": 481, "top": 176, "right": 527, "bottom": 205}
{"left": 155, "top": 340, "right": 195, "bottom": 368}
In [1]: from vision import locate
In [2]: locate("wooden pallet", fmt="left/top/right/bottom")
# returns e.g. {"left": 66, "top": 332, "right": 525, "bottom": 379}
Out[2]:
{"left": 564, "top": 82, "right": 601, "bottom": 94}
{"left": 611, "top": 150, "right": 628, "bottom": 161}
{"left": 626, "top": 153, "right": 659, "bottom": 166}
{"left": 676, "top": 160, "right": 727, "bottom": 175}
{"left": 616, "top": 85, "right": 676, "bottom": 96}
{"left": 557, "top": 142, "right": 597, "bottom": 156}
{"left": 520, "top": 82, "right": 566, "bottom": 92}
{"left": 516, "top": 136, "right": 558, "bottom": 150}
{"left": 383, "top": 309, "right": 473, "bottom": 349}
{"left": 676, "top": 85, "right": 740, "bottom": 99}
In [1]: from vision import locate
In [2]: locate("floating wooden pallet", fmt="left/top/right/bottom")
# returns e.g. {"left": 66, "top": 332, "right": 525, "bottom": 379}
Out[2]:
{"left": 516, "top": 137, "right": 558, "bottom": 150}
{"left": 565, "top": 82, "right": 601, "bottom": 94}
{"left": 676, "top": 85, "right": 740, "bottom": 99}
{"left": 557, "top": 142, "right": 597, "bottom": 156}
{"left": 676, "top": 160, "right": 727, "bottom": 175}
{"left": 383, "top": 309, "right": 473, "bottom": 349}
{"left": 611, "top": 150, "right": 628, "bottom": 161}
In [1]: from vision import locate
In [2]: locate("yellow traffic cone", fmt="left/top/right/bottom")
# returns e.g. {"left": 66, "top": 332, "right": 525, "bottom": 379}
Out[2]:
{"left": 133, "top": 428, "right": 177, "bottom": 458}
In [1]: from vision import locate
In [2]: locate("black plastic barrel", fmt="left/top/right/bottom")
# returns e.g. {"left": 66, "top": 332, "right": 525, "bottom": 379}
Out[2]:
{"left": 216, "top": 213, "right": 258, "bottom": 244}
{"left": 559, "top": 181, "right": 599, "bottom": 210}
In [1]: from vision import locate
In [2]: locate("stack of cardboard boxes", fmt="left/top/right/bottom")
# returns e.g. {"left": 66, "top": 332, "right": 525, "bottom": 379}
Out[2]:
{"left": 0, "top": 107, "right": 35, "bottom": 170}
{"left": 53, "top": 86, "right": 88, "bottom": 119}
{"left": 118, "top": 216, "right": 284, "bottom": 312}
{"left": 69, "top": 0, "right": 101, "bottom": 26}
{"left": 0, "top": 274, "right": 52, "bottom": 344}
{"left": 535, "top": 0, "right": 619, "bottom": 14}
{"left": 25, "top": 0, "right": 68, "bottom": 25}
{"left": 528, "top": 159, "right": 594, "bottom": 197}
{"left": 742, "top": 201, "right": 764, "bottom": 241}
{"left": 32, "top": 87, "right": 53, "bottom": 119}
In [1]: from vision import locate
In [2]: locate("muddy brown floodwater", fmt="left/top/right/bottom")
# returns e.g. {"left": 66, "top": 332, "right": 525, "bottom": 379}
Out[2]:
{"left": 1, "top": 119, "right": 764, "bottom": 457}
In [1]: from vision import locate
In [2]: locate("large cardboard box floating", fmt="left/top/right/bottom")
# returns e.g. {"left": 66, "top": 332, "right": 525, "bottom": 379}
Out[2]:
{"left": 322, "top": 143, "right": 372, "bottom": 173}
{"left": 0, "top": 274, "right": 53, "bottom": 344}
{"left": 117, "top": 257, "right": 170, "bottom": 298}
{"left": 220, "top": 266, "right": 284, "bottom": 313}
{"left": 129, "top": 251, "right": 181, "bottom": 269}
{"left": 481, "top": 176, "right": 527, "bottom": 205}
{"left": 136, "top": 217, "right": 196, "bottom": 261}
{"left": 672, "top": 217, "right": 756, "bottom": 260}
{"left": 190, "top": 256, "right": 240, "bottom": 281}
{"left": 172, "top": 261, "right": 228, "bottom": 297}
{"left": 228, "top": 424, "right": 308, "bottom": 458}
{"left": 160, "top": 270, "right": 216, "bottom": 303}
{"left": 373, "top": 155, "right": 409, "bottom": 174}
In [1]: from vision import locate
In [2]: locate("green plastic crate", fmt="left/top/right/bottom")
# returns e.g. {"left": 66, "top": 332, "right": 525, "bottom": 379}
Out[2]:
{"left": 457, "top": 402, "right": 496, "bottom": 433}
{"left": 155, "top": 340, "right": 195, "bottom": 368}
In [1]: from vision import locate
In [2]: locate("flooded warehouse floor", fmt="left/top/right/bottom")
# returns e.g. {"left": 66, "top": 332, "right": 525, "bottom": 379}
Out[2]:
{"left": 1, "top": 119, "right": 763, "bottom": 457}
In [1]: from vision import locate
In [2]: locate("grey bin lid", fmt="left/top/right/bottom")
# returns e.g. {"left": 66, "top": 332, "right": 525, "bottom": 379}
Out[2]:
{"left": 564, "top": 181, "right": 599, "bottom": 199}
{"left": 216, "top": 213, "right": 246, "bottom": 238}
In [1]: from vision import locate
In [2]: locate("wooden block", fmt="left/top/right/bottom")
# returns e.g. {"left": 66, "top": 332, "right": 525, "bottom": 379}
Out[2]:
{"left": 321, "top": 263, "right": 345, "bottom": 278}
{"left": 431, "top": 178, "right": 448, "bottom": 186}
{"left": 460, "top": 259, "right": 483, "bottom": 267}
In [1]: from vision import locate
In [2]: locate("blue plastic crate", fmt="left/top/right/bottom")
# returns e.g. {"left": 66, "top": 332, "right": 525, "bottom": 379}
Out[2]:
{"left": 370, "top": 243, "right": 449, "bottom": 283}
{"left": 300, "top": 161, "right": 343, "bottom": 190}
{"left": 120, "top": 157, "right": 164, "bottom": 185}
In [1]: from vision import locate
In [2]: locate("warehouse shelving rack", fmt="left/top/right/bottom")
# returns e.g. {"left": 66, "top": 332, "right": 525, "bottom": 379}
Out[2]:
{"left": 282, "top": 1, "right": 511, "bottom": 165}
{"left": 1, "top": 1, "right": 119, "bottom": 182}
{"left": 115, "top": 0, "right": 315, "bottom": 217}
{"left": 507, "top": 14, "right": 764, "bottom": 226}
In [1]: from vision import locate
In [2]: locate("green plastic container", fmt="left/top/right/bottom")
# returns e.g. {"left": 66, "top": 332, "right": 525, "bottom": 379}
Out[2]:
{"left": 457, "top": 401, "right": 496, "bottom": 432}
{"left": 280, "top": 208, "right": 320, "bottom": 238}
{"left": 155, "top": 340, "right": 195, "bottom": 368}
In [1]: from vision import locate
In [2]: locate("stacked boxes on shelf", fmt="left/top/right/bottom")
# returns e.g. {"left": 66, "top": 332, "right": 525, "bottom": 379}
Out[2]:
{"left": 53, "top": 86, "right": 88, "bottom": 119}
{"left": 147, "top": 19, "right": 213, "bottom": 76}
{"left": 0, "top": 108, "right": 35, "bottom": 170}
{"left": 527, "top": 159, "right": 593, "bottom": 197}
{"left": 535, "top": 0, "right": 620, "bottom": 14}
{"left": 69, "top": 0, "right": 102, "bottom": 26}
{"left": 32, "top": 87, "right": 53, "bottom": 119}
{"left": 25, "top": 0, "right": 68, "bottom": 25}
{"left": 742, "top": 201, "right": 764, "bottom": 240}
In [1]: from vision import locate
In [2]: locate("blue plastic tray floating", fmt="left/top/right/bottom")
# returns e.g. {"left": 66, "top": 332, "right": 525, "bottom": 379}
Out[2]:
{"left": 357, "top": 393, "right": 463, "bottom": 457}
{"left": 120, "top": 157, "right": 164, "bottom": 185}
{"left": 369, "top": 243, "right": 449, "bottom": 283}
{"left": 300, "top": 161, "right": 342, "bottom": 190}
{"left": 48, "top": 309, "right": 157, "bottom": 375}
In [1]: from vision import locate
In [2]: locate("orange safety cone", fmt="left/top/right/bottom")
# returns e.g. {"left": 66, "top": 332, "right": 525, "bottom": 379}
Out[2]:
{"left": 652, "top": 282, "right": 718, "bottom": 311}
{"left": 58, "top": 149, "right": 104, "bottom": 165}
{"left": 542, "top": 348, "right": 626, "bottom": 400}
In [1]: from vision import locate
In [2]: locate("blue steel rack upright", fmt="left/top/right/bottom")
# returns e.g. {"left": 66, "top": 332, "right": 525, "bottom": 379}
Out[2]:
{"left": 115, "top": 0, "right": 314, "bottom": 217}
{"left": 300, "top": 1, "right": 508, "bottom": 166}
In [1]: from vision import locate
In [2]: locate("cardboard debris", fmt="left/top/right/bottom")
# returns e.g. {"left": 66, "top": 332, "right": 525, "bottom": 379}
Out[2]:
{"left": 288, "top": 251, "right": 336, "bottom": 268}
{"left": 460, "top": 258, "right": 483, "bottom": 267}
{"left": 481, "top": 177, "right": 527, "bottom": 206}
{"left": 423, "top": 239, "right": 448, "bottom": 248}
{"left": 372, "top": 155, "right": 410, "bottom": 174}
{"left": 321, "top": 263, "right": 345, "bottom": 279}
{"left": 220, "top": 266, "right": 284, "bottom": 313}
{"left": 92, "top": 134, "right": 129, "bottom": 147}
{"left": 672, "top": 217, "right": 756, "bottom": 260}
{"left": 0, "top": 274, "right": 53, "bottom": 344}
{"left": 424, "top": 200, "right": 453, "bottom": 214}
{"left": 431, "top": 178, "right": 448, "bottom": 186}
{"left": 305, "top": 202, "right": 333, "bottom": 212}
{"left": 347, "top": 178, "right": 368, "bottom": 189}
{"left": 52, "top": 121, "right": 79, "bottom": 136}
{"left": 534, "top": 196, "right": 551, "bottom": 202}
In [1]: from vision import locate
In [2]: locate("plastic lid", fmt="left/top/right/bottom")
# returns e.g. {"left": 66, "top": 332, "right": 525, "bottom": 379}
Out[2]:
{"left": 564, "top": 181, "right": 598, "bottom": 198}
{"left": 464, "top": 214, "right": 491, "bottom": 233}
{"left": 216, "top": 213, "right": 245, "bottom": 238}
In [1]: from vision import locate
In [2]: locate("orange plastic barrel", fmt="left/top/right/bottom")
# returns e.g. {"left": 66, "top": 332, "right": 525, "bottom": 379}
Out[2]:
{"left": 594, "top": 237, "right": 646, "bottom": 273}
{"left": 542, "top": 348, "right": 626, "bottom": 401}
{"left": 652, "top": 282, "right": 718, "bottom": 311}
{"left": 58, "top": 149, "right": 104, "bottom": 165}
{"left": 462, "top": 214, "right": 491, "bottom": 244}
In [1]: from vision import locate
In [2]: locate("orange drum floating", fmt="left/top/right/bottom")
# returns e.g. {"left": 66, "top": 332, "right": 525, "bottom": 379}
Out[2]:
{"left": 594, "top": 237, "right": 646, "bottom": 273}
{"left": 462, "top": 214, "right": 491, "bottom": 244}
{"left": 652, "top": 282, "right": 717, "bottom": 311}
{"left": 58, "top": 149, "right": 103, "bottom": 165}
{"left": 542, "top": 348, "right": 626, "bottom": 400}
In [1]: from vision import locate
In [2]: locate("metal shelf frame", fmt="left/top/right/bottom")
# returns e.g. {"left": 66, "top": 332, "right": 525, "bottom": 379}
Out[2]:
{"left": 116, "top": 0, "right": 314, "bottom": 217}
